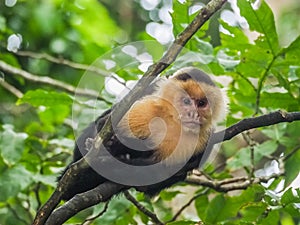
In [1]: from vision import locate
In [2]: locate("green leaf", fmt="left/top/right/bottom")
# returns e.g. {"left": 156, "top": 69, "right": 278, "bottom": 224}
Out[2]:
{"left": 195, "top": 194, "right": 209, "bottom": 220}
{"left": 204, "top": 194, "right": 226, "bottom": 223}
{"left": 261, "top": 124, "right": 286, "bottom": 140}
{"left": 220, "top": 20, "right": 249, "bottom": 49}
{"left": 227, "top": 141, "right": 278, "bottom": 170}
{"left": 260, "top": 92, "right": 299, "bottom": 111}
{"left": 227, "top": 146, "right": 252, "bottom": 170}
{"left": 160, "top": 190, "right": 182, "bottom": 201}
{"left": 0, "top": 15, "right": 6, "bottom": 31}
{"left": 239, "top": 202, "right": 267, "bottom": 222}
{"left": 68, "top": 0, "right": 121, "bottom": 48}
{"left": 281, "top": 188, "right": 300, "bottom": 206}
{"left": 144, "top": 40, "right": 166, "bottom": 62}
{"left": 217, "top": 49, "right": 240, "bottom": 70}
{"left": 267, "top": 176, "right": 284, "bottom": 192}
{"left": 38, "top": 105, "right": 70, "bottom": 125}
{"left": 280, "top": 35, "right": 300, "bottom": 65}
{"left": 237, "top": 0, "right": 279, "bottom": 54}
{"left": 271, "top": 37, "right": 300, "bottom": 97}
{"left": 285, "top": 148, "right": 300, "bottom": 186}
{"left": 0, "top": 165, "right": 32, "bottom": 201}
{"left": 171, "top": 1, "right": 190, "bottom": 36}
{"left": 0, "top": 53, "right": 21, "bottom": 68}
{"left": 194, "top": 38, "right": 214, "bottom": 55}
{"left": 33, "top": 174, "right": 57, "bottom": 187}
{"left": 259, "top": 209, "right": 280, "bottom": 225}
{"left": 96, "top": 196, "right": 132, "bottom": 224}
{"left": 203, "top": 186, "right": 265, "bottom": 223}
{"left": 207, "top": 62, "right": 225, "bottom": 75}
{"left": 17, "top": 89, "right": 72, "bottom": 107}
{"left": 0, "top": 125, "right": 28, "bottom": 166}
{"left": 283, "top": 203, "right": 300, "bottom": 218}
{"left": 254, "top": 140, "right": 278, "bottom": 158}
{"left": 236, "top": 45, "right": 274, "bottom": 78}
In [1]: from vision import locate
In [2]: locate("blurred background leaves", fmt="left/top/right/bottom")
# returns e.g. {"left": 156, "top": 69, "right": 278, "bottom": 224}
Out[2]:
{"left": 0, "top": 0, "right": 300, "bottom": 224}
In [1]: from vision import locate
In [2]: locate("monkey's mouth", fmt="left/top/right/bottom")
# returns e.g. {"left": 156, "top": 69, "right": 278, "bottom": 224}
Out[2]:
{"left": 182, "top": 120, "right": 202, "bottom": 129}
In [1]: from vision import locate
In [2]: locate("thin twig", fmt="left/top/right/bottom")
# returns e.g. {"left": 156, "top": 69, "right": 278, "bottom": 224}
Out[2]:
{"left": 33, "top": 182, "right": 42, "bottom": 211}
{"left": 191, "top": 171, "right": 249, "bottom": 186}
{"left": 124, "top": 191, "right": 164, "bottom": 225}
{"left": 242, "top": 131, "right": 256, "bottom": 180}
{"left": 0, "top": 79, "right": 23, "bottom": 98}
{"left": 283, "top": 144, "right": 300, "bottom": 161}
{"left": 0, "top": 60, "right": 111, "bottom": 103}
{"left": 185, "top": 172, "right": 284, "bottom": 192}
{"left": 169, "top": 188, "right": 209, "bottom": 222}
{"left": 15, "top": 51, "right": 127, "bottom": 86}
{"left": 80, "top": 202, "right": 110, "bottom": 225}
{"left": 254, "top": 56, "right": 277, "bottom": 115}
{"left": 16, "top": 51, "right": 111, "bottom": 77}
{"left": 7, "top": 203, "right": 29, "bottom": 225}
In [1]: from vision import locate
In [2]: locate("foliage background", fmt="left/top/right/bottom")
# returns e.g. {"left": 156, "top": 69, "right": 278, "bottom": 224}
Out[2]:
{"left": 0, "top": 0, "right": 300, "bottom": 224}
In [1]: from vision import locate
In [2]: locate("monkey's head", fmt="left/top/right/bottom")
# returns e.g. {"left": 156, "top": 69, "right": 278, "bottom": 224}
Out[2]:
{"left": 158, "top": 67, "right": 226, "bottom": 133}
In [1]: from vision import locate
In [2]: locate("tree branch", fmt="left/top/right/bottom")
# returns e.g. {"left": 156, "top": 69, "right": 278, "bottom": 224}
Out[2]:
{"left": 185, "top": 172, "right": 284, "bottom": 192}
{"left": 44, "top": 182, "right": 124, "bottom": 225}
{"left": 212, "top": 110, "right": 300, "bottom": 144}
{"left": 81, "top": 201, "right": 110, "bottom": 225}
{"left": 169, "top": 188, "right": 209, "bottom": 222}
{"left": 15, "top": 51, "right": 112, "bottom": 77}
{"left": 124, "top": 191, "right": 164, "bottom": 225}
{"left": 15, "top": 51, "right": 126, "bottom": 86}
{"left": 0, "top": 79, "right": 23, "bottom": 98}
{"left": 0, "top": 60, "right": 110, "bottom": 103}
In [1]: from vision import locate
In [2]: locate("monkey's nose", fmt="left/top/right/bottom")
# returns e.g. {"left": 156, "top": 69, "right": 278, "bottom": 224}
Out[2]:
{"left": 188, "top": 111, "right": 199, "bottom": 120}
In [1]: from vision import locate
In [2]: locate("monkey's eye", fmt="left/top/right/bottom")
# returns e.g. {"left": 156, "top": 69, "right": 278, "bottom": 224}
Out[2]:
{"left": 182, "top": 97, "right": 192, "bottom": 105}
{"left": 197, "top": 98, "right": 208, "bottom": 108}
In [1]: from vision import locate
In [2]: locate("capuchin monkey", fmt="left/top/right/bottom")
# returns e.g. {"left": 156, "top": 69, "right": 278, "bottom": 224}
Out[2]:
{"left": 59, "top": 67, "right": 226, "bottom": 200}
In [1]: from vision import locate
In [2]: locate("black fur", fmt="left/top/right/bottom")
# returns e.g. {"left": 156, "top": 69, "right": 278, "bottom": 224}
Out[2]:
{"left": 174, "top": 68, "right": 216, "bottom": 87}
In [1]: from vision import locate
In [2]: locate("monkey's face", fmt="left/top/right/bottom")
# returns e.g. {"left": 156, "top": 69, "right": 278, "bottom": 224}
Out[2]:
{"left": 161, "top": 79, "right": 212, "bottom": 134}
{"left": 173, "top": 91, "right": 211, "bottom": 134}
{"left": 177, "top": 93, "right": 210, "bottom": 131}
{"left": 156, "top": 74, "right": 225, "bottom": 134}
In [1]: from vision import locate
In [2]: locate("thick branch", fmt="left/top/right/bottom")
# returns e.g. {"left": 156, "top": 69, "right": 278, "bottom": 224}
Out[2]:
{"left": 212, "top": 111, "right": 300, "bottom": 144}
{"left": 44, "top": 182, "right": 124, "bottom": 225}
